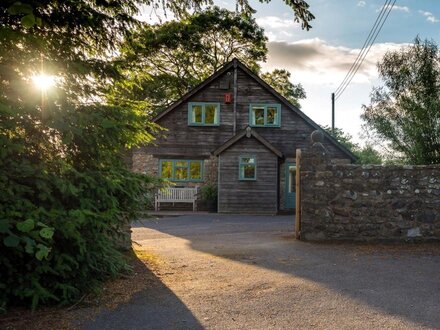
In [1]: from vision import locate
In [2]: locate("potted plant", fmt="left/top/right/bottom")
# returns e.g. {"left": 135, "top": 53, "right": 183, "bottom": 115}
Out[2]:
{"left": 200, "top": 184, "right": 218, "bottom": 212}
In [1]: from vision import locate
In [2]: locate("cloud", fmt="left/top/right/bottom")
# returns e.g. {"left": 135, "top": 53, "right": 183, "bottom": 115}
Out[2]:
{"left": 256, "top": 16, "right": 300, "bottom": 41}
{"left": 357, "top": 1, "right": 366, "bottom": 7}
{"left": 418, "top": 10, "right": 439, "bottom": 23}
{"left": 260, "top": 39, "right": 407, "bottom": 142}
{"left": 377, "top": 4, "right": 410, "bottom": 13}
{"left": 261, "top": 38, "right": 405, "bottom": 86}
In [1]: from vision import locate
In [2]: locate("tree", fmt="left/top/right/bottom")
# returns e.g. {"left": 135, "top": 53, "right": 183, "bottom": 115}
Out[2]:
{"left": 146, "top": 0, "right": 314, "bottom": 30}
{"left": 261, "top": 69, "right": 306, "bottom": 108}
{"left": 0, "top": 0, "right": 160, "bottom": 310}
{"left": 323, "top": 127, "right": 383, "bottom": 165}
{"left": 109, "top": 7, "right": 267, "bottom": 115}
{"left": 362, "top": 37, "right": 440, "bottom": 165}
{"left": 110, "top": 8, "right": 307, "bottom": 116}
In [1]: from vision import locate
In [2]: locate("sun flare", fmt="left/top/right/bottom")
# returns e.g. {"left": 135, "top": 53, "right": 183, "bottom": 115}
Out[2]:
{"left": 31, "top": 73, "right": 56, "bottom": 91}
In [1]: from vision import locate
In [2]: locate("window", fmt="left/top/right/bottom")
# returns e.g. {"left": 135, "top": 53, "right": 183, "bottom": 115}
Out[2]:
{"left": 188, "top": 102, "right": 220, "bottom": 126}
{"left": 159, "top": 160, "right": 203, "bottom": 181}
{"left": 249, "top": 104, "right": 281, "bottom": 127}
{"left": 239, "top": 156, "right": 256, "bottom": 180}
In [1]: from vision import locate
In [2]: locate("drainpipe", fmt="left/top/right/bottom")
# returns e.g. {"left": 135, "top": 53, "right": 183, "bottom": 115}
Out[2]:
{"left": 233, "top": 60, "right": 238, "bottom": 135}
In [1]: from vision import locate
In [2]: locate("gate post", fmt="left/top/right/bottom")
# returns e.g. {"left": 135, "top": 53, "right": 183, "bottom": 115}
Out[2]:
{"left": 295, "top": 148, "right": 301, "bottom": 239}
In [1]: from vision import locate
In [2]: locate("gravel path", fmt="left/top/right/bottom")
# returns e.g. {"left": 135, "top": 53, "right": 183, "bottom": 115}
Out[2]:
{"left": 84, "top": 214, "right": 440, "bottom": 330}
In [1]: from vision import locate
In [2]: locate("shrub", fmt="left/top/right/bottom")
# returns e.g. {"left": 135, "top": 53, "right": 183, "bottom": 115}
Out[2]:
{"left": 0, "top": 155, "right": 160, "bottom": 310}
{"left": 200, "top": 184, "right": 218, "bottom": 201}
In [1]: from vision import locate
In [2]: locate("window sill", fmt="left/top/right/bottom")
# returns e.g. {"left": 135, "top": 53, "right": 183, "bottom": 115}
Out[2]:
{"left": 188, "top": 123, "right": 220, "bottom": 127}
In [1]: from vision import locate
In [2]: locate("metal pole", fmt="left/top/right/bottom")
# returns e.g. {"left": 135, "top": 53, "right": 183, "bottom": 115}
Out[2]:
{"left": 331, "top": 93, "right": 335, "bottom": 134}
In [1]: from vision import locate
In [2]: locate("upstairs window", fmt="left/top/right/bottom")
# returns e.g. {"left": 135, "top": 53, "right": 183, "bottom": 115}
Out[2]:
{"left": 249, "top": 104, "right": 281, "bottom": 127}
{"left": 188, "top": 102, "right": 220, "bottom": 126}
{"left": 160, "top": 160, "right": 203, "bottom": 182}
{"left": 239, "top": 156, "right": 257, "bottom": 180}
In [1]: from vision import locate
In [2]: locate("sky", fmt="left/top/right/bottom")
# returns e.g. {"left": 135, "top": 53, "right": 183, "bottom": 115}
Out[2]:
{"left": 214, "top": 0, "right": 440, "bottom": 143}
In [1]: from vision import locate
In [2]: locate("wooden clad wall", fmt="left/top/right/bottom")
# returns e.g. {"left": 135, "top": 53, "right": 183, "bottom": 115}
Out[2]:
{"left": 218, "top": 137, "right": 278, "bottom": 214}
{"left": 143, "top": 70, "right": 234, "bottom": 158}
{"left": 235, "top": 68, "right": 349, "bottom": 160}
{"left": 143, "top": 66, "right": 350, "bottom": 161}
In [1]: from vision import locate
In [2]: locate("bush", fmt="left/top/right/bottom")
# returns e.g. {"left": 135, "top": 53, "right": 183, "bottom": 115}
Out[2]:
{"left": 0, "top": 102, "right": 161, "bottom": 311}
{"left": 0, "top": 155, "right": 159, "bottom": 310}
{"left": 200, "top": 184, "right": 218, "bottom": 201}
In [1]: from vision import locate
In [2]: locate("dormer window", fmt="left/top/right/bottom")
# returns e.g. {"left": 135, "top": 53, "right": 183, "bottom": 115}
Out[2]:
{"left": 188, "top": 102, "right": 220, "bottom": 126}
{"left": 249, "top": 104, "right": 281, "bottom": 127}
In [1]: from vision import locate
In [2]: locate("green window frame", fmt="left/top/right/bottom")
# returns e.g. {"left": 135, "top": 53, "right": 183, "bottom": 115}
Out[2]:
{"left": 239, "top": 155, "right": 257, "bottom": 181}
{"left": 159, "top": 159, "right": 204, "bottom": 182}
{"left": 249, "top": 103, "right": 281, "bottom": 127}
{"left": 188, "top": 102, "right": 220, "bottom": 126}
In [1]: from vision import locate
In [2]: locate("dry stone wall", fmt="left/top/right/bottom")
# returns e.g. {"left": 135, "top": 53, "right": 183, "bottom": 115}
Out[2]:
{"left": 301, "top": 141, "right": 440, "bottom": 241}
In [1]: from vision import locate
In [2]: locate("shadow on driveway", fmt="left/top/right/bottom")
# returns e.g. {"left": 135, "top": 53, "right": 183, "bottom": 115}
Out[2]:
{"left": 82, "top": 253, "right": 203, "bottom": 330}
{"left": 133, "top": 214, "right": 440, "bottom": 329}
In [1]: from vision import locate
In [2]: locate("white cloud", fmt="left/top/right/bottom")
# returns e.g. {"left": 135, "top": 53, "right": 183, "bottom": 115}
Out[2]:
{"left": 418, "top": 10, "right": 439, "bottom": 23}
{"left": 256, "top": 16, "right": 298, "bottom": 29}
{"left": 357, "top": 1, "right": 366, "bottom": 8}
{"left": 260, "top": 39, "right": 408, "bottom": 143}
{"left": 262, "top": 38, "right": 404, "bottom": 85}
{"left": 256, "top": 16, "right": 300, "bottom": 41}
{"left": 377, "top": 4, "right": 410, "bottom": 13}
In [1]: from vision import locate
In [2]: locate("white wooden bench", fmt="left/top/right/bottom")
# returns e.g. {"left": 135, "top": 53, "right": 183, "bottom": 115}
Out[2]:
{"left": 155, "top": 187, "right": 199, "bottom": 211}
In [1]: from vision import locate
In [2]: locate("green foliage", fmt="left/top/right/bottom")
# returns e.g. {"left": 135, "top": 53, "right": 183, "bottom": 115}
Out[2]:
{"left": 201, "top": 184, "right": 218, "bottom": 201}
{"left": 261, "top": 69, "right": 306, "bottom": 108}
{"left": 145, "top": 0, "right": 314, "bottom": 30}
{"left": 355, "top": 144, "right": 384, "bottom": 165}
{"left": 0, "top": 0, "right": 162, "bottom": 311}
{"left": 362, "top": 37, "right": 440, "bottom": 165}
{"left": 323, "top": 126, "right": 383, "bottom": 165}
{"left": 109, "top": 7, "right": 268, "bottom": 116}
{"left": 0, "top": 154, "right": 159, "bottom": 310}
{"left": 109, "top": 7, "right": 307, "bottom": 117}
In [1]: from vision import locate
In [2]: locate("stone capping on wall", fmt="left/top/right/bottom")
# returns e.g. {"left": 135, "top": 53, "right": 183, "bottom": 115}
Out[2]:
{"left": 300, "top": 136, "right": 440, "bottom": 242}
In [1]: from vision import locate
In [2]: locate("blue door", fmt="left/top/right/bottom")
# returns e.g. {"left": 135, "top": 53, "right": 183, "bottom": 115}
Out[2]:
{"left": 285, "top": 162, "right": 296, "bottom": 209}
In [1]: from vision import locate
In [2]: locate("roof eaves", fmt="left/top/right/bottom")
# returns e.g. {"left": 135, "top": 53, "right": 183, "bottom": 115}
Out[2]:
{"left": 235, "top": 62, "right": 357, "bottom": 162}
{"left": 250, "top": 130, "right": 284, "bottom": 158}
{"left": 212, "top": 127, "right": 283, "bottom": 158}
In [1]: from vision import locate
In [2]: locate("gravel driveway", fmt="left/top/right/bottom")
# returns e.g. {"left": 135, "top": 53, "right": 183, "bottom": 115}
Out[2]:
{"left": 84, "top": 214, "right": 440, "bottom": 330}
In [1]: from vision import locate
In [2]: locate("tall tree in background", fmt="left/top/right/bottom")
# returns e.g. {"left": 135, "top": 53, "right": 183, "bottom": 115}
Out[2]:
{"left": 109, "top": 7, "right": 267, "bottom": 115}
{"left": 261, "top": 69, "right": 306, "bottom": 108}
{"left": 362, "top": 37, "right": 440, "bottom": 165}
{"left": 110, "top": 7, "right": 306, "bottom": 116}
{"left": 323, "top": 126, "right": 383, "bottom": 165}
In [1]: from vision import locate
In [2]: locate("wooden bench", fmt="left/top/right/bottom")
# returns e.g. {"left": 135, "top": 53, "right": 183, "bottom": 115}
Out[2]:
{"left": 155, "top": 187, "right": 199, "bottom": 211}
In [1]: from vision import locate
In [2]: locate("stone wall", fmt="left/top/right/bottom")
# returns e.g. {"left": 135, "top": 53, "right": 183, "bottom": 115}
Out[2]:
{"left": 300, "top": 139, "right": 440, "bottom": 242}
{"left": 132, "top": 150, "right": 158, "bottom": 175}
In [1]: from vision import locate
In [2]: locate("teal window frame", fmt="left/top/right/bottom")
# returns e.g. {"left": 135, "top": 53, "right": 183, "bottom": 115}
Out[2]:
{"left": 188, "top": 102, "right": 220, "bottom": 126}
{"left": 249, "top": 103, "right": 281, "bottom": 127}
{"left": 159, "top": 159, "right": 204, "bottom": 182}
{"left": 239, "top": 155, "right": 257, "bottom": 181}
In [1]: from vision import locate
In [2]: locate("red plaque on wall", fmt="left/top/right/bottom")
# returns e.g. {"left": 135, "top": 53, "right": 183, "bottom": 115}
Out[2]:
{"left": 224, "top": 93, "right": 232, "bottom": 104}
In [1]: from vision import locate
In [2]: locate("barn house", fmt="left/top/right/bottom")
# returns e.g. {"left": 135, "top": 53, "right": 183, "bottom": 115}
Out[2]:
{"left": 131, "top": 59, "right": 355, "bottom": 214}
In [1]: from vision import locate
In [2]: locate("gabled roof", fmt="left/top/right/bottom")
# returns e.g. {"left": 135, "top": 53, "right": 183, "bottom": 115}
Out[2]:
{"left": 213, "top": 127, "right": 283, "bottom": 158}
{"left": 153, "top": 60, "right": 237, "bottom": 123}
{"left": 153, "top": 58, "right": 357, "bottom": 162}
